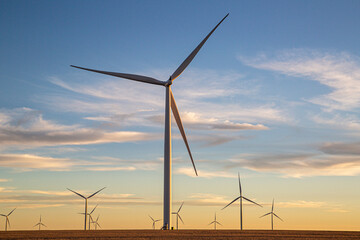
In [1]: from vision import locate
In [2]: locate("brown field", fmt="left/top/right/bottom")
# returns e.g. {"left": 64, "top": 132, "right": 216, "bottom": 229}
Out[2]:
{"left": 0, "top": 230, "right": 360, "bottom": 240}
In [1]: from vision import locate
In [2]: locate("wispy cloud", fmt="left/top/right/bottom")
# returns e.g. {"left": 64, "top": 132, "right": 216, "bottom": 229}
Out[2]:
{"left": 319, "top": 142, "right": 360, "bottom": 155}
{"left": 176, "top": 167, "right": 237, "bottom": 178}
{"left": 0, "top": 179, "right": 11, "bottom": 182}
{"left": 239, "top": 49, "right": 360, "bottom": 111}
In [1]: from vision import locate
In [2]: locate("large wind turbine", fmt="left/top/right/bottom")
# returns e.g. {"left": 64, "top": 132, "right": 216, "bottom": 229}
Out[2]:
{"left": 208, "top": 213, "right": 222, "bottom": 230}
{"left": 33, "top": 215, "right": 46, "bottom": 230}
{"left": 71, "top": 14, "right": 228, "bottom": 229}
{"left": 259, "top": 198, "right": 283, "bottom": 230}
{"left": 67, "top": 187, "right": 105, "bottom": 230}
{"left": 172, "top": 202, "right": 184, "bottom": 230}
{"left": 0, "top": 208, "right": 16, "bottom": 231}
{"left": 222, "top": 173, "right": 262, "bottom": 230}
{"left": 91, "top": 215, "right": 101, "bottom": 230}
{"left": 149, "top": 215, "right": 161, "bottom": 230}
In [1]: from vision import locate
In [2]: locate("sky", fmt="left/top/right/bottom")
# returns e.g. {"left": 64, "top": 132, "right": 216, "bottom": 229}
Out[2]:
{"left": 1, "top": 0, "right": 360, "bottom": 231}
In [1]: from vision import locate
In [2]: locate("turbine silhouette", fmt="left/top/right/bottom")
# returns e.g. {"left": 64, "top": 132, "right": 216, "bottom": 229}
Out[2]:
{"left": 260, "top": 198, "right": 283, "bottom": 230}
{"left": 208, "top": 213, "right": 222, "bottom": 230}
{"left": 71, "top": 13, "right": 228, "bottom": 229}
{"left": 91, "top": 215, "right": 101, "bottom": 230}
{"left": 222, "top": 173, "right": 262, "bottom": 230}
{"left": 79, "top": 204, "right": 98, "bottom": 230}
{"left": 33, "top": 215, "right": 46, "bottom": 230}
{"left": 67, "top": 187, "right": 105, "bottom": 230}
{"left": 0, "top": 208, "right": 16, "bottom": 231}
{"left": 172, "top": 202, "right": 184, "bottom": 230}
{"left": 149, "top": 215, "right": 161, "bottom": 230}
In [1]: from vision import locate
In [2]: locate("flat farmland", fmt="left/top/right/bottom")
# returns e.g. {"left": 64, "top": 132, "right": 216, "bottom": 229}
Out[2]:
{"left": 0, "top": 230, "right": 359, "bottom": 240}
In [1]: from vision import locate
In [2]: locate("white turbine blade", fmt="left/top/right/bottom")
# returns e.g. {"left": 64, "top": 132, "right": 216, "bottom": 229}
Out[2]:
{"left": 216, "top": 221, "right": 223, "bottom": 226}
{"left": 90, "top": 204, "right": 98, "bottom": 214}
{"left": 208, "top": 221, "right": 215, "bottom": 225}
{"left": 273, "top": 212, "right": 284, "bottom": 222}
{"left": 238, "top": 172, "right": 242, "bottom": 195}
{"left": 41, "top": 223, "right": 47, "bottom": 227}
{"left": 88, "top": 187, "right": 106, "bottom": 199}
{"left": 33, "top": 223, "right": 39, "bottom": 228}
{"left": 170, "top": 13, "right": 229, "bottom": 81}
{"left": 178, "top": 201, "right": 184, "bottom": 213}
{"left": 8, "top": 208, "right": 16, "bottom": 216}
{"left": 155, "top": 219, "right": 161, "bottom": 222}
{"left": 67, "top": 188, "right": 86, "bottom": 199}
{"left": 242, "top": 196, "right": 262, "bottom": 207}
{"left": 259, "top": 212, "right": 271, "bottom": 218}
{"left": 178, "top": 214, "right": 184, "bottom": 224}
{"left": 170, "top": 90, "right": 198, "bottom": 176}
{"left": 71, "top": 65, "right": 166, "bottom": 86}
{"left": 221, "top": 196, "right": 240, "bottom": 210}
{"left": 0, "top": 214, "right": 6, "bottom": 217}
{"left": 149, "top": 215, "right": 155, "bottom": 222}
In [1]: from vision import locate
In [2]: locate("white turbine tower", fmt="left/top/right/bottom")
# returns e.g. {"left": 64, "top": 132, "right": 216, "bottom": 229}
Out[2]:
{"left": 260, "top": 198, "right": 283, "bottom": 230}
{"left": 222, "top": 173, "right": 262, "bottom": 230}
{"left": 172, "top": 202, "right": 184, "bottom": 230}
{"left": 0, "top": 208, "right": 16, "bottom": 231}
{"left": 79, "top": 204, "right": 98, "bottom": 230}
{"left": 67, "top": 187, "right": 105, "bottom": 230}
{"left": 149, "top": 215, "right": 161, "bottom": 230}
{"left": 33, "top": 215, "right": 46, "bottom": 230}
{"left": 208, "top": 213, "right": 222, "bottom": 230}
{"left": 70, "top": 14, "right": 229, "bottom": 230}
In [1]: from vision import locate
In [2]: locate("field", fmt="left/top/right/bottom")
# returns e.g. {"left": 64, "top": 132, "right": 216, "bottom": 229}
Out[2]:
{"left": 0, "top": 230, "right": 359, "bottom": 240}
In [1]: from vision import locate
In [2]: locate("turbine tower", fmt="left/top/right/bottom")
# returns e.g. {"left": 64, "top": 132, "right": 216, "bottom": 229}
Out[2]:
{"left": 70, "top": 14, "right": 228, "bottom": 229}
{"left": 149, "top": 215, "right": 161, "bottom": 230}
{"left": 33, "top": 215, "right": 46, "bottom": 230}
{"left": 172, "top": 202, "right": 184, "bottom": 230}
{"left": 0, "top": 208, "right": 16, "bottom": 231}
{"left": 67, "top": 187, "right": 105, "bottom": 230}
{"left": 208, "top": 213, "right": 222, "bottom": 230}
{"left": 79, "top": 204, "right": 98, "bottom": 230}
{"left": 222, "top": 173, "right": 262, "bottom": 230}
{"left": 259, "top": 198, "right": 283, "bottom": 230}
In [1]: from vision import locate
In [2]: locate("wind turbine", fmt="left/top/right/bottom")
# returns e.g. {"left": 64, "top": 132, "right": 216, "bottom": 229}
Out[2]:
{"left": 0, "top": 208, "right": 16, "bottom": 231}
{"left": 149, "top": 215, "right": 161, "bottom": 230}
{"left": 208, "top": 213, "right": 222, "bottom": 230}
{"left": 259, "top": 198, "right": 283, "bottom": 230}
{"left": 172, "top": 202, "right": 184, "bottom": 230}
{"left": 33, "top": 215, "right": 46, "bottom": 230}
{"left": 222, "top": 173, "right": 262, "bottom": 230}
{"left": 67, "top": 187, "right": 105, "bottom": 230}
{"left": 70, "top": 13, "right": 229, "bottom": 230}
{"left": 91, "top": 215, "right": 101, "bottom": 230}
{"left": 79, "top": 204, "right": 98, "bottom": 230}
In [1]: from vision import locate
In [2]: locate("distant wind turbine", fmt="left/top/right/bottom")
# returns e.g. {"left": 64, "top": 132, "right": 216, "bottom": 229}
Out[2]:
{"left": 67, "top": 187, "right": 105, "bottom": 230}
{"left": 79, "top": 204, "right": 98, "bottom": 230}
{"left": 91, "top": 215, "right": 101, "bottom": 230}
{"left": 149, "top": 215, "right": 161, "bottom": 230}
{"left": 208, "top": 213, "right": 222, "bottom": 230}
{"left": 0, "top": 208, "right": 16, "bottom": 231}
{"left": 172, "top": 202, "right": 184, "bottom": 230}
{"left": 260, "top": 198, "right": 283, "bottom": 230}
{"left": 33, "top": 215, "right": 46, "bottom": 230}
{"left": 70, "top": 13, "right": 229, "bottom": 230}
{"left": 222, "top": 173, "right": 262, "bottom": 230}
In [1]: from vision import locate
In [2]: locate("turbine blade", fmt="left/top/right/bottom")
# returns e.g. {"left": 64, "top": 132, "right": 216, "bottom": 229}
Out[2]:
{"left": 67, "top": 188, "right": 86, "bottom": 199}
{"left": 208, "top": 221, "right": 215, "bottom": 225}
{"left": 33, "top": 223, "right": 39, "bottom": 228}
{"left": 170, "top": 13, "right": 229, "bottom": 81}
{"left": 242, "top": 196, "right": 262, "bottom": 207}
{"left": 222, "top": 196, "right": 240, "bottom": 210}
{"left": 0, "top": 214, "right": 6, "bottom": 217}
{"left": 88, "top": 187, "right": 106, "bottom": 199}
{"left": 178, "top": 214, "right": 184, "bottom": 224}
{"left": 170, "top": 90, "right": 197, "bottom": 176}
{"left": 178, "top": 201, "right": 184, "bottom": 213}
{"left": 8, "top": 208, "right": 16, "bottom": 216}
{"left": 217, "top": 221, "right": 223, "bottom": 226}
{"left": 259, "top": 212, "right": 271, "bottom": 218}
{"left": 238, "top": 172, "right": 242, "bottom": 195}
{"left": 149, "top": 215, "right": 155, "bottom": 221}
{"left": 71, "top": 65, "right": 166, "bottom": 86}
{"left": 41, "top": 223, "right": 47, "bottom": 227}
{"left": 90, "top": 204, "right": 98, "bottom": 214}
{"left": 273, "top": 212, "right": 284, "bottom": 222}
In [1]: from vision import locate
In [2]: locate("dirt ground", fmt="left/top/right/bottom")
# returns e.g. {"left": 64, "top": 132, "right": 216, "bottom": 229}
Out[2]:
{"left": 0, "top": 230, "right": 359, "bottom": 240}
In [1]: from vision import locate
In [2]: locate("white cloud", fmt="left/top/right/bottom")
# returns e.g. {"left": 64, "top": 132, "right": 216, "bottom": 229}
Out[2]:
{"left": 239, "top": 49, "right": 360, "bottom": 111}
{"left": 176, "top": 167, "right": 237, "bottom": 178}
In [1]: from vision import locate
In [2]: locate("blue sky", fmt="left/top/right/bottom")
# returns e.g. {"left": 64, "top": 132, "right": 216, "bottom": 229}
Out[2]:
{"left": 1, "top": 0, "right": 360, "bottom": 230}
